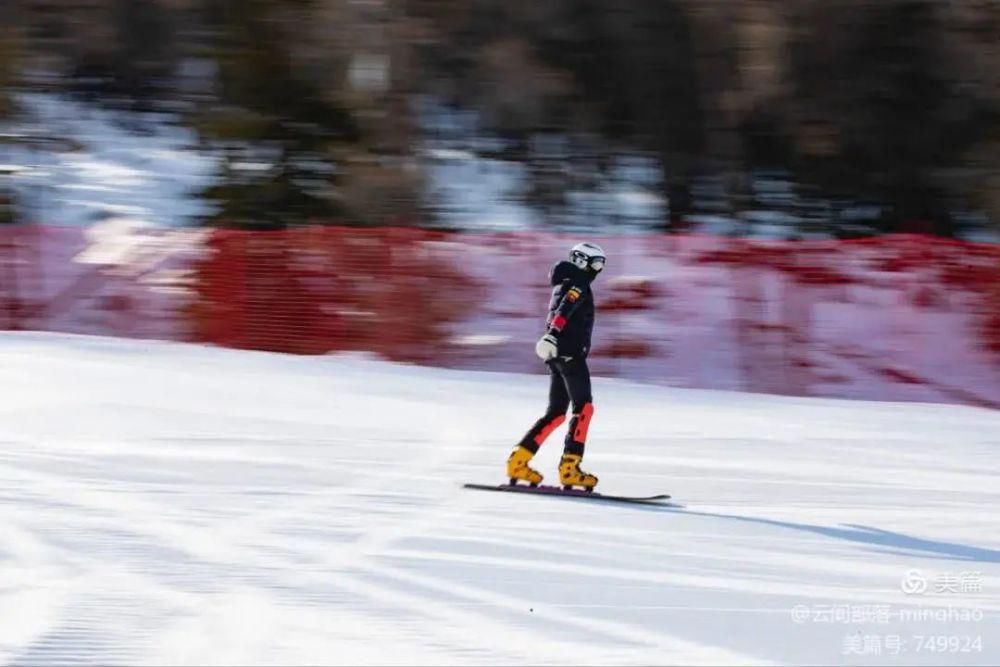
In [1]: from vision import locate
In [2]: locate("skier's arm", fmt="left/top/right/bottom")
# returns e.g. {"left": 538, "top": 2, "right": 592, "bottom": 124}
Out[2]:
{"left": 547, "top": 285, "right": 586, "bottom": 335}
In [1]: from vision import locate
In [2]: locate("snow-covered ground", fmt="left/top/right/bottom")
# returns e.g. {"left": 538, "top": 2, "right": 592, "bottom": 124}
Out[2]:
{"left": 1, "top": 332, "right": 998, "bottom": 665}
{"left": 2, "top": 93, "right": 217, "bottom": 228}
{"left": 4, "top": 91, "right": 995, "bottom": 243}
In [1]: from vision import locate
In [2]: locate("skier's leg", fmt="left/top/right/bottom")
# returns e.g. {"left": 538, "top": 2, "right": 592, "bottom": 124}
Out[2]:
{"left": 555, "top": 358, "right": 598, "bottom": 489}
{"left": 559, "top": 359, "right": 593, "bottom": 456}
{"left": 507, "top": 365, "right": 570, "bottom": 484}
{"left": 516, "top": 366, "right": 570, "bottom": 454}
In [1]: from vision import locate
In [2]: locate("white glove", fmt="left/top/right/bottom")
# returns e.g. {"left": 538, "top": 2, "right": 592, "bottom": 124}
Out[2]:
{"left": 535, "top": 333, "right": 558, "bottom": 361}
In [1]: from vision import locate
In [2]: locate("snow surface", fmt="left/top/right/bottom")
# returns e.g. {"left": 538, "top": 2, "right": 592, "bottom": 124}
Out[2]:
{"left": 416, "top": 97, "right": 665, "bottom": 233}
{"left": 1, "top": 332, "right": 998, "bottom": 665}
{"left": 2, "top": 93, "right": 218, "bottom": 228}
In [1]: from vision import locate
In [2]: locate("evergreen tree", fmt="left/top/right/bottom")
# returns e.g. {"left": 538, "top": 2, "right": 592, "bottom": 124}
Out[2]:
{"left": 192, "top": 0, "right": 361, "bottom": 228}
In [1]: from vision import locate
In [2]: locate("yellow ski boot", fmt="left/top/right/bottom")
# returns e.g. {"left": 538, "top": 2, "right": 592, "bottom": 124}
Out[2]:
{"left": 559, "top": 453, "right": 598, "bottom": 491}
{"left": 506, "top": 445, "right": 543, "bottom": 486}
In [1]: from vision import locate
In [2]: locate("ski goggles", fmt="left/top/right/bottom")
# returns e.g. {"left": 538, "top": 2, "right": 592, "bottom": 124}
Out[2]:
{"left": 571, "top": 251, "right": 606, "bottom": 272}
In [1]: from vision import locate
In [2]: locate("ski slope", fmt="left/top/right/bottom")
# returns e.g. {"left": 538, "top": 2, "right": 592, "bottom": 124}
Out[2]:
{"left": 1, "top": 333, "right": 998, "bottom": 665}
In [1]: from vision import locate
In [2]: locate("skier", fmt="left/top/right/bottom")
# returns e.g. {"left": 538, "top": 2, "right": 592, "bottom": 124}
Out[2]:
{"left": 506, "top": 242, "right": 607, "bottom": 491}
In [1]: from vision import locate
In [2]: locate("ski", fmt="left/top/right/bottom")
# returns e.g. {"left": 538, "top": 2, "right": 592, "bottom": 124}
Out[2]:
{"left": 463, "top": 483, "right": 673, "bottom": 506}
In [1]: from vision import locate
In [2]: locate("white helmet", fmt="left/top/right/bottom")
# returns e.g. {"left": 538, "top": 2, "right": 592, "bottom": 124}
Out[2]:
{"left": 569, "top": 242, "right": 606, "bottom": 274}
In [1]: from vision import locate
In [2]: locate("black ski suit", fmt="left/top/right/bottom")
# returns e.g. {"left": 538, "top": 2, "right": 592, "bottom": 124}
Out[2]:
{"left": 518, "top": 261, "right": 597, "bottom": 458}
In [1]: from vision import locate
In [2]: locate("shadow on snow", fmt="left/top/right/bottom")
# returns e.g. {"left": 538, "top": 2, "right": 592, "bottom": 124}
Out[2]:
{"left": 652, "top": 506, "right": 1000, "bottom": 564}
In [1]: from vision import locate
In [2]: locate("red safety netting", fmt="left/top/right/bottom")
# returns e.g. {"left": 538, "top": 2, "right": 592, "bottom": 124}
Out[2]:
{"left": 188, "top": 226, "right": 476, "bottom": 360}
{"left": 2, "top": 224, "right": 998, "bottom": 408}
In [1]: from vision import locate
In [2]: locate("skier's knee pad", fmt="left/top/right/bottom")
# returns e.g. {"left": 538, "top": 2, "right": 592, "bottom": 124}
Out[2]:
{"left": 533, "top": 413, "right": 567, "bottom": 445}
{"left": 571, "top": 402, "right": 594, "bottom": 443}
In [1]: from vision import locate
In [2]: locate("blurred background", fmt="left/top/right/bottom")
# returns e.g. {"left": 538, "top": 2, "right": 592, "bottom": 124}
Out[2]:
{"left": 0, "top": 0, "right": 998, "bottom": 406}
